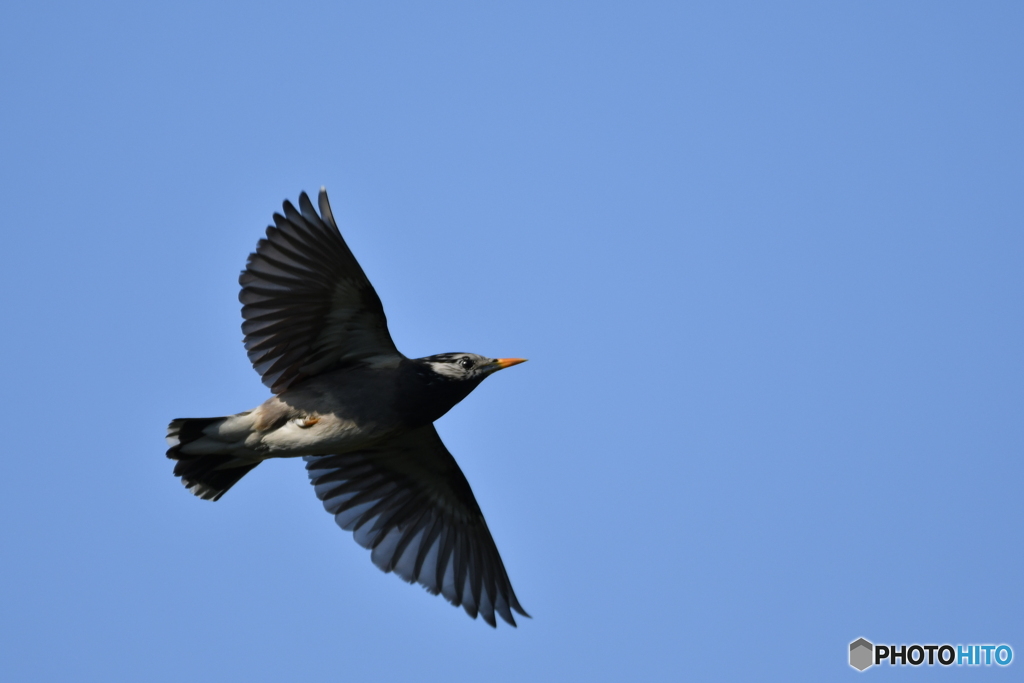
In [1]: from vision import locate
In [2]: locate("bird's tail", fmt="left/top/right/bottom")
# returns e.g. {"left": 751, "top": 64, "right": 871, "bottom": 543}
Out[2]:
{"left": 166, "top": 416, "right": 260, "bottom": 501}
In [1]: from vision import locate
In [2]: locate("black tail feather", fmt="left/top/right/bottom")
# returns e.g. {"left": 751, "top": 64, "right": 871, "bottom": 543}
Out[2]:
{"left": 172, "top": 455, "right": 259, "bottom": 501}
{"left": 166, "top": 417, "right": 259, "bottom": 501}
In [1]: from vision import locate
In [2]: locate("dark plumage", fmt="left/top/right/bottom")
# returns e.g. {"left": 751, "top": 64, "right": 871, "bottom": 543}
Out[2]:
{"left": 166, "top": 188, "right": 529, "bottom": 627}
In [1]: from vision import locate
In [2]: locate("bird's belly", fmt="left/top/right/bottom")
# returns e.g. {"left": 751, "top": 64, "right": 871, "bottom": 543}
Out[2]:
{"left": 255, "top": 413, "right": 393, "bottom": 457}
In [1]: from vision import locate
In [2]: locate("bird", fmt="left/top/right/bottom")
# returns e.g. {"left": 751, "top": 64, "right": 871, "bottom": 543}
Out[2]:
{"left": 166, "top": 188, "right": 529, "bottom": 627}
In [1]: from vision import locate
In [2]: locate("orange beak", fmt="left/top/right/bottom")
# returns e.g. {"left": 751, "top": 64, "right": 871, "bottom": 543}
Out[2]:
{"left": 495, "top": 358, "right": 527, "bottom": 369}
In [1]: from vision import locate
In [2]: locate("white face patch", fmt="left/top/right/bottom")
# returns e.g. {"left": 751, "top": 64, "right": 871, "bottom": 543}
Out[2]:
{"left": 424, "top": 353, "right": 491, "bottom": 380}
{"left": 426, "top": 360, "right": 468, "bottom": 379}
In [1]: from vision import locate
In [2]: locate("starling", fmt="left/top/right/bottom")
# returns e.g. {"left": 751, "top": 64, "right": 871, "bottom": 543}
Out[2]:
{"left": 166, "top": 188, "right": 529, "bottom": 627}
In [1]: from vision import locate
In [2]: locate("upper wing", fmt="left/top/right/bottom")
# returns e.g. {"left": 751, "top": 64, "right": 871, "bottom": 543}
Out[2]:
{"left": 304, "top": 425, "right": 529, "bottom": 627}
{"left": 239, "top": 188, "right": 402, "bottom": 394}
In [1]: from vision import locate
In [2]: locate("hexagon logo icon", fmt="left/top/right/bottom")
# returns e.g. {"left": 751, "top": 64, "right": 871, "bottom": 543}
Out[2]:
{"left": 850, "top": 638, "right": 874, "bottom": 671}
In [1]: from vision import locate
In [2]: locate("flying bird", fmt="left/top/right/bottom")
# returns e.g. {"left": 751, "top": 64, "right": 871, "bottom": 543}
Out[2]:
{"left": 166, "top": 188, "right": 529, "bottom": 627}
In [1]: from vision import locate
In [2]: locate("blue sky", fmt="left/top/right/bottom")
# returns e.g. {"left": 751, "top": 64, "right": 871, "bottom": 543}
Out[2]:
{"left": 1, "top": 2, "right": 1022, "bottom": 681}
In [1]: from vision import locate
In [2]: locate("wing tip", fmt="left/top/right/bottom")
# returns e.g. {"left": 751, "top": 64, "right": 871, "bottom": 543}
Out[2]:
{"left": 318, "top": 187, "right": 337, "bottom": 228}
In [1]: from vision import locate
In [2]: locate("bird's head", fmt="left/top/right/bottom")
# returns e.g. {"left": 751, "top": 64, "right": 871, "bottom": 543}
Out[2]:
{"left": 403, "top": 353, "right": 527, "bottom": 424}
{"left": 419, "top": 353, "right": 527, "bottom": 383}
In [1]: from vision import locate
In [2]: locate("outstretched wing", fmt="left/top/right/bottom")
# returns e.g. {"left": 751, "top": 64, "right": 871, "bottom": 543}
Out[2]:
{"left": 239, "top": 188, "right": 402, "bottom": 394}
{"left": 304, "top": 426, "right": 529, "bottom": 627}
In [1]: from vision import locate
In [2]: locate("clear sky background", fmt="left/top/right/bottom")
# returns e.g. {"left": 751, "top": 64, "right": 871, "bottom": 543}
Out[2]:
{"left": 1, "top": 2, "right": 1021, "bottom": 681}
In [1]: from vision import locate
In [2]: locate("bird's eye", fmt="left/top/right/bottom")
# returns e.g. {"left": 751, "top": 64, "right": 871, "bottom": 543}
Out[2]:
{"left": 459, "top": 358, "right": 475, "bottom": 370}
